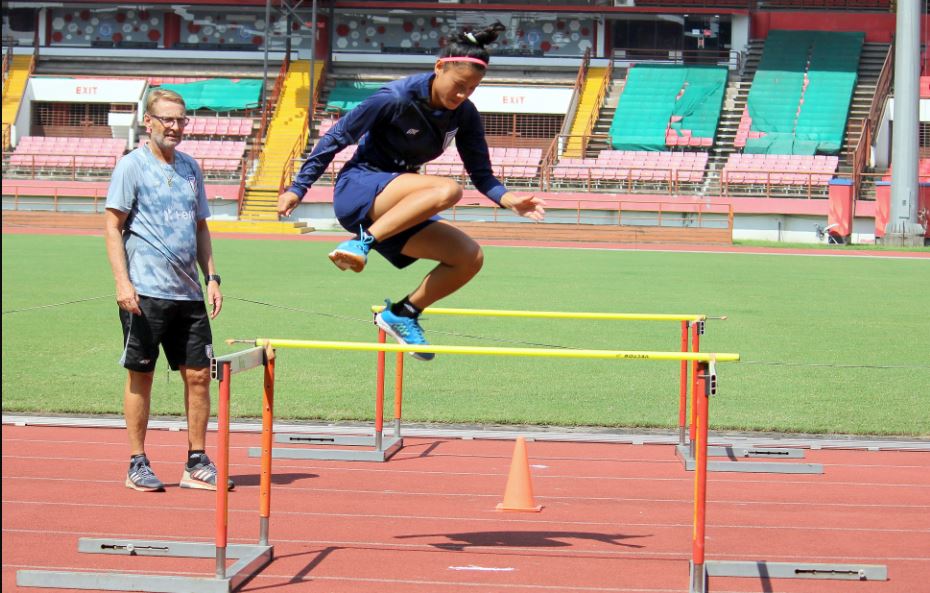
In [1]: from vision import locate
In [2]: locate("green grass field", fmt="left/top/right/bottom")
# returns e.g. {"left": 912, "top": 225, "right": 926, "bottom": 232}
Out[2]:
{"left": 2, "top": 233, "right": 928, "bottom": 436}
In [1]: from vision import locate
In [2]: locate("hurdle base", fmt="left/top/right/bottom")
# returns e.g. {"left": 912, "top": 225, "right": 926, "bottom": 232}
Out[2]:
{"left": 675, "top": 444, "right": 822, "bottom": 474}
{"left": 17, "top": 538, "right": 273, "bottom": 593}
{"left": 689, "top": 561, "right": 707, "bottom": 593}
{"left": 705, "top": 560, "right": 888, "bottom": 581}
{"left": 249, "top": 433, "right": 404, "bottom": 462}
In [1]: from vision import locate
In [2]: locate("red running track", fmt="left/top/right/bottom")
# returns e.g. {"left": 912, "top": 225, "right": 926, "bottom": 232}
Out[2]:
{"left": 3, "top": 424, "right": 929, "bottom": 593}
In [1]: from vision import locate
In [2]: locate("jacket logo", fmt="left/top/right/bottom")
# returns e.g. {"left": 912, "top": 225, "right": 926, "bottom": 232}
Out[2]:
{"left": 405, "top": 128, "right": 420, "bottom": 136}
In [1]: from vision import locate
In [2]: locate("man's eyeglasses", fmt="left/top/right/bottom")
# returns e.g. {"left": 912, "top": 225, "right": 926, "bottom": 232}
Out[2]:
{"left": 148, "top": 114, "right": 190, "bottom": 128}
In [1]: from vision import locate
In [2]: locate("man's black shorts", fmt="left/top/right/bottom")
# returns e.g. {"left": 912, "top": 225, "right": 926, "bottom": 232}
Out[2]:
{"left": 118, "top": 296, "right": 213, "bottom": 373}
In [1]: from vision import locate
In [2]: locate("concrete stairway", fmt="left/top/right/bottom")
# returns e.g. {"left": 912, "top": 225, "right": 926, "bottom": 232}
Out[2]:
{"left": 581, "top": 75, "right": 624, "bottom": 157}
{"left": 2, "top": 55, "right": 33, "bottom": 144}
{"left": 700, "top": 41, "right": 763, "bottom": 196}
{"left": 240, "top": 61, "right": 321, "bottom": 226}
{"left": 838, "top": 42, "right": 891, "bottom": 200}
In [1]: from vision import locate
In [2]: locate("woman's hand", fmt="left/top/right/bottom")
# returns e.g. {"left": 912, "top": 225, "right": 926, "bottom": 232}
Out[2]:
{"left": 277, "top": 190, "right": 301, "bottom": 217}
{"left": 501, "top": 192, "right": 546, "bottom": 222}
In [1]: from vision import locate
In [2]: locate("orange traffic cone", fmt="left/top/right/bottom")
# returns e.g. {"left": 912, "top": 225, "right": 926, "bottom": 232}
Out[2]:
{"left": 496, "top": 437, "right": 542, "bottom": 512}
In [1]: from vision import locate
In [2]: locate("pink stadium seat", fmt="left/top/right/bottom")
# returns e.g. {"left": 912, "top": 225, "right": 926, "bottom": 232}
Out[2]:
{"left": 723, "top": 153, "right": 838, "bottom": 188}
{"left": 10, "top": 135, "right": 125, "bottom": 171}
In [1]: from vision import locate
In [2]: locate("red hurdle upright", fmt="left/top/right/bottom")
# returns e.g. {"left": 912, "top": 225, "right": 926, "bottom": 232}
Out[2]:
{"left": 687, "top": 359, "right": 887, "bottom": 593}
{"left": 16, "top": 345, "right": 275, "bottom": 593}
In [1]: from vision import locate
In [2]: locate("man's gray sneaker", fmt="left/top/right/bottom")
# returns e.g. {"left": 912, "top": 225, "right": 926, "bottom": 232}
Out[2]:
{"left": 180, "top": 453, "right": 234, "bottom": 491}
{"left": 125, "top": 455, "right": 165, "bottom": 492}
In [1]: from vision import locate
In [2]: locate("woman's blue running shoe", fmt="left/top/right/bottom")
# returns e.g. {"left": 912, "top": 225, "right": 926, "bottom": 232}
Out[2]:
{"left": 329, "top": 228, "right": 375, "bottom": 273}
{"left": 374, "top": 301, "right": 434, "bottom": 361}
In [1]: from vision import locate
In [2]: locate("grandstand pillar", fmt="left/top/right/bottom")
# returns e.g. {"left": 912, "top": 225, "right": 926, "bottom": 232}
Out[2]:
{"left": 308, "top": 0, "right": 319, "bottom": 116}
{"left": 261, "top": 0, "right": 272, "bottom": 108}
{"left": 886, "top": 0, "right": 925, "bottom": 245}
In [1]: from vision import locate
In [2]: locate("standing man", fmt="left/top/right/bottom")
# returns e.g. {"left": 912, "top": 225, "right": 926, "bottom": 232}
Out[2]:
{"left": 104, "top": 89, "right": 232, "bottom": 492}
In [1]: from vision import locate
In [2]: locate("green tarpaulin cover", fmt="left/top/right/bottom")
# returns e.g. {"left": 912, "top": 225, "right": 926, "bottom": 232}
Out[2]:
{"left": 158, "top": 79, "right": 262, "bottom": 111}
{"left": 609, "top": 65, "right": 726, "bottom": 151}
{"left": 745, "top": 30, "right": 863, "bottom": 155}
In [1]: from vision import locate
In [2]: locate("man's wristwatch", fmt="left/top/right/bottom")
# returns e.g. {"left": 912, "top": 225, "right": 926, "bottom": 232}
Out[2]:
{"left": 206, "top": 274, "right": 222, "bottom": 286}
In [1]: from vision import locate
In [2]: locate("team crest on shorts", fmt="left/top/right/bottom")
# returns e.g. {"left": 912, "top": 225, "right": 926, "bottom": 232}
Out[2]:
{"left": 205, "top": 344, "right": 214, "bottom": 359}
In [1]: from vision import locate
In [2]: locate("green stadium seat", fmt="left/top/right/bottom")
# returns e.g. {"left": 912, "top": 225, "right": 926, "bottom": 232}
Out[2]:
{"left": 609, "top": 65, "right": 727, "bottom": 151}
{"left": 744, "top": 30, "right": 863, "bottom": 155}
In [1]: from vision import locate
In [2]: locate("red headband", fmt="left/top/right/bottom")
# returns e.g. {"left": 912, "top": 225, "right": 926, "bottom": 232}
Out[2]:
{"left": 438, "top": 57, "right": 488, "bottom": 67}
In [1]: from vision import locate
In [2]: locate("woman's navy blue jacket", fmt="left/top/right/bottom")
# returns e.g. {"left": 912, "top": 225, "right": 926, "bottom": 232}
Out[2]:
{"left": 287, "top": 72, "right": 508, "bottom": 204}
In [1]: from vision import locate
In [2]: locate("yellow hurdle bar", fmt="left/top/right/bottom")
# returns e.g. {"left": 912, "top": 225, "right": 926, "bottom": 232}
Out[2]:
{"left": 370, "top": 306, "right": 706, "bottom": 323}
{"left": 249, "top": 339, "right": 739, "bottom": 363}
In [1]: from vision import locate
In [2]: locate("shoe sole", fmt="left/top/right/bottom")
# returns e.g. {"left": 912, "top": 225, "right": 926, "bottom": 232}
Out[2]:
{"left": 125, "top": 477, "right": 165, "bottom": 492}
{"left": 180, "top": 472, "right": 235, "bottom": 491}
{"left": 374, "top": 314, "right": 435, "bottom": 362}
{"left": 328, "top": 249, "right": 366, "bottom": 273}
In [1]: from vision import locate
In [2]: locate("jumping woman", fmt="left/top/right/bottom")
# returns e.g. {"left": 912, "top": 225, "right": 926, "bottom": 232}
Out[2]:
{"left": 277, "top": 23, "right": 546, "bottom": 360}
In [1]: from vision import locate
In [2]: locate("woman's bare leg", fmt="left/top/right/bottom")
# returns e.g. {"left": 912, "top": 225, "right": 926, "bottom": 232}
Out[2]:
{"left": 330, "top": 173, "right": 465, "bottom": 273}
{"left": 399, "top": 220, "right": 483, "bottom": 309}
{"left": 366, "top": 174, "right": 462, "bottom": 241}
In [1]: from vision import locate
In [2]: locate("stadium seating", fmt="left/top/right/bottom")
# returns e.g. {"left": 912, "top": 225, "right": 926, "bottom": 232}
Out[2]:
{"left": 148, "top": 76, "right": 210, "bottom": 86}
{"left": 552, "top": 150, "right": 708, "bottom": 190}
{"left": 609, "top": 65, "right": 727, "bottom": 151}
{"left": 417, "top": 146, "right": 542, "bottom": 181}
{"left": 183, "top": 116, "right": 253, "bottom": 137}
{"left": 489, "top": 147, "right": 543, "bottom": 181}
{"left": 175, "top": 139, "right": 247, "bottom": 172}
{"left": 734, "top": 108, "right": 767, "bottom": 149}
{"left": 721, "top": 153, "right": 838, "bottom": 189}
{"left": 745, "top": 30, "right": 863, "bottom": 155}
{"left": 325, "top": 81, "right": 383, "bottom": 114}
{"left": 10, "top": 136, "right": 126, "bottom": 171}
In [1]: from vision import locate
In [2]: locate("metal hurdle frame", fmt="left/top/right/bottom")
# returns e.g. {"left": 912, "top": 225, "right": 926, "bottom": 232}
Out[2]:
{"left": 688, "top": 360, "right": 887, "bottom": 593}
{"left": 266, "top": 306, "right": 810, "bottom": 471}
{"left": 264, "top": 307, "right": 714, "bottom": 462}
{"left": 259, "top": 324, "right": 407, "bottom": 462}
{"left": 17, "top": 347, "right": 276, "bottom": 593}
{"left": 668, "top": 318, "right": 819, "bottom": 474}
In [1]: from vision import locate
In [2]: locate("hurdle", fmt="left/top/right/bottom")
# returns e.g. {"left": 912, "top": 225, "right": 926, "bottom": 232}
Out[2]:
{"left": 265, "top": 306, "right": 716, "bottom": 462}
{"left": 265, "top": 306, "right": 806, "bottom": 469}
{"left": 688, "top": 358, "right": 887, "bottom": 593}
{"left": 17, "top": 346, "right": 275, "bottom": 593}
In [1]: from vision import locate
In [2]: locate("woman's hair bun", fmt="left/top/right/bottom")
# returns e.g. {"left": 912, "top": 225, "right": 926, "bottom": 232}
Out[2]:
{"left": 440, "top": 22, "right": 506, "bottom": 66}
{"left": 461, "top": 22, "right": 505, "bottom": 48}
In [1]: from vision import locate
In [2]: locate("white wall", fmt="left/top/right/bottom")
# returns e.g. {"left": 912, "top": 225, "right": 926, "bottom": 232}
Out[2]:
{"left": 872, "top": 97, "right": 893, "bottom": 168}
{"left": 13, "top": 80, "right": 35, "bottom": 145}
{"left": 730, "top": 15, "right": 750, "bottom": 56}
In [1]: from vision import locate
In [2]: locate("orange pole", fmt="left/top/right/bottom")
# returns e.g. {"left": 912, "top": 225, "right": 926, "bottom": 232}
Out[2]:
{"left": 259, "top": 354, "right": 275, "bottom": 526}
{"left": 394, "top": 351, "right": 404, "bottom": 423}
{"left": 679, "top": 321, "right": 689, "bottom": 446}
{"left": 692, "top": 362, "right": 710, "bottom": 576}
{"left": 215, "top": 361, "right": 231, "bottom": 577}
{"left": 689, "top": 322, "right": 701, "bottom": 453}
{"left": 375, "top": 329, "right": 386, "bottom": 435}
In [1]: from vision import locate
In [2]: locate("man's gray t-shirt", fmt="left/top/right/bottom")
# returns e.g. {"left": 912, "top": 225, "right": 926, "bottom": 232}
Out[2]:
{"left": 106, "top": 145, "right": 210, "bottom": 301}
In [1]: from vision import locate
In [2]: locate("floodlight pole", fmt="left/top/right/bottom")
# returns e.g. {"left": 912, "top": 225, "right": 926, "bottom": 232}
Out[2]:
{"left": 309, "top": 0, "right": 318, "bottom": 119}
{"left": 886, "top": 0, "right": 923, "bottom": 245}
{"left": 261, "top": 0, "right": 272, "bottom": 109}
